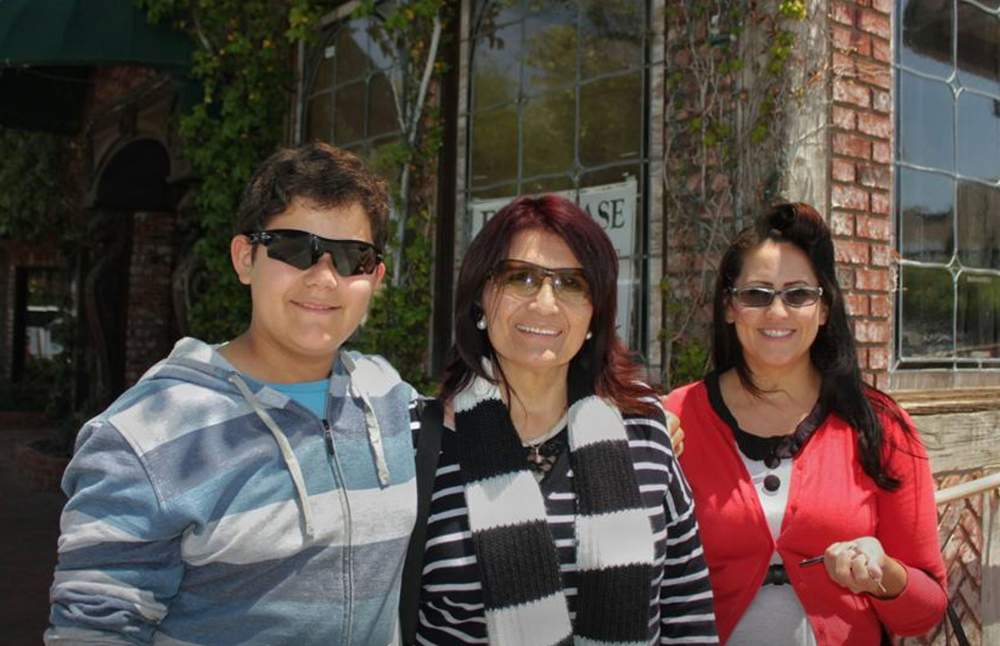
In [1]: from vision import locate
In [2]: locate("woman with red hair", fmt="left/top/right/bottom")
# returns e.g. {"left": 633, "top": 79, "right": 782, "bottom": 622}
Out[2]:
{"left": 409, "top": 194, "right": 718, "bottom": 645}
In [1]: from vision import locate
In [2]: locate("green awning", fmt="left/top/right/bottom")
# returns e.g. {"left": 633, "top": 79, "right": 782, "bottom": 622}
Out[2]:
{"left": 0, "top": 0, "right": 192, "bottom": 69}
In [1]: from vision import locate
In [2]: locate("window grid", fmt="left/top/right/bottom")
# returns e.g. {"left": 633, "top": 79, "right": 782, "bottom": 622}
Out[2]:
{"left": 894, "top": 0, "right": 1000, "bottom": 369}
{"left": 462, "top": 0, "right": 654, "bottom": 351}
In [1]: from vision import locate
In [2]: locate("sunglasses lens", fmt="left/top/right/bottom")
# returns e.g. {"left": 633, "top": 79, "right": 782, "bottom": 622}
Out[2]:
{"left": 783, "top": 287, "right": 820, "bottom": 307}
{"left": 500, "top": 267, "right": 541, "bottom": 296}
{"left": 553, "top": 271, "right": 590, "bottom": 302}
{"left": 736, "top": 288, "right": 774, "bottom": 308}
{"left": 327, "top": 242, "right": 380, "bottom": 276}
{"left": 266, "top": 233, "right": 315, "bottom": 270}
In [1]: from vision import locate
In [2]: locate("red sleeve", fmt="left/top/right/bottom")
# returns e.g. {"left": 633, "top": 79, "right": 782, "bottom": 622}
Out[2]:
{"left": 869, "top": 407, "right": 948, "bottom": 636}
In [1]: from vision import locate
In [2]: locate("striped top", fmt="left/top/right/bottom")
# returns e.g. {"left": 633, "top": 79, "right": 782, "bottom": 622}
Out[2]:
{"left": 416, "top": 408, "right": 719, "bottom": 644}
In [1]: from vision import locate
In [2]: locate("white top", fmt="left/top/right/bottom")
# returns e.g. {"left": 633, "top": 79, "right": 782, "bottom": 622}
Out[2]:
{"left": 727, "top": 454, "right": 817, "bottom": 646}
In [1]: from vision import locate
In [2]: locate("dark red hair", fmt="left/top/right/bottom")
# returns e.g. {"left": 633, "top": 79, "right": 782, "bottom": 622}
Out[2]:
{"left": 439, "top": 194, "right": 657, "bottom": 416}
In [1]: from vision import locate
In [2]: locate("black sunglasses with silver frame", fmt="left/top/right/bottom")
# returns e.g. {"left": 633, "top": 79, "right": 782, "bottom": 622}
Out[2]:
{"left": 245, "top": 229, "right": 383, "bottom": 275}
{"left": 728, "top": 285, "right": 824, "bottom": 309}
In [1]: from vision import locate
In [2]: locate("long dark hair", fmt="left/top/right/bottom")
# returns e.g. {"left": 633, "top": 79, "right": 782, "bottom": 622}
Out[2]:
{"left": 440, "top": 194, "right": 657, "bottom": 416}
{"left": 712, "top": 202, "right": 912, "bottom": 490}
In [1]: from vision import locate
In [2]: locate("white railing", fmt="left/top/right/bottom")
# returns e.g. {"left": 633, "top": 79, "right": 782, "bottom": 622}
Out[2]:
{"left": 935, "top": 471, "right": 1000, "bottom": 505}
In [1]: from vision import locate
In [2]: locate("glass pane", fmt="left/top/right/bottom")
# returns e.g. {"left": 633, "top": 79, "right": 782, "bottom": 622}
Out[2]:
{"left": 306, "top": 93, "right": 332, "bottom": 143}
{"left": 957, "top": 181, "right": 1000, "bottom": 269}
{"left": 335, "top": 24, "right": 369, "bottom": 83}
{"left": 957, "top": 2, "right": 1000, "bottom": 95}
{"left": 369, "top": 73, "right": 399, "bottom": 138}
{"left": 470, "top": 107, "right": 518, "bottom": 187}
{"left": 334, "top": 82, "right": 365, "bottom": 144}
{"left": 474, "top": 0, "right": 525, "bottom": 27}
{"left": 580, "top": 0, "right": 643, "bottom": 79}
{"left": 580, "top": 74, "right": 641, "bottom": 167}
{"left": 899, "top": 168, "right": 954, "bottom": 263}
{"left": 311, "top": 48, "right": 334, "bottom": 93}
{"left": 900, "top": 0, "right": 953, "bottom": 78}
{"left": 898, "top": 71, "right": 955, "bottom": 170}
{"left": 472, "top": 23, "right": 521, "bottom": 111}
{"left": 900, "top": 265, "right": 955, "bottom": 358}
{"left": 368, "top": 136, "right": 403, "bottom": 196}
{"left": 522, "top": 90, "right": 574, "bottom": 177}
{"left": 579, "top": 164, "right": 639, "bottom": 188}
{"left": 522, "top": 175, "right": 574, "bottom": 194}
{"left": 523, "top": 10, "right": 577, "bottom": 96}
{"left": 957, "top": 91, "right": 1000, "bottom": 182}
{"left": 957, "top": 272, "right": 1000, "bottom": 358}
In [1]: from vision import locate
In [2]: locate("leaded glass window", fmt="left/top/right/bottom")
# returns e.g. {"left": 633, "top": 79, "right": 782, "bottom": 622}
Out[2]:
{"left": 896, "top": 0, "right": 1000, "bottom": 366}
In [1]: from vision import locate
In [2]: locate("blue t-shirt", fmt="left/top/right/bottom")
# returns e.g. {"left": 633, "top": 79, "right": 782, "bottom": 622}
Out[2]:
{"left": 267, "top": 379, "right": 329, "bottom": 420}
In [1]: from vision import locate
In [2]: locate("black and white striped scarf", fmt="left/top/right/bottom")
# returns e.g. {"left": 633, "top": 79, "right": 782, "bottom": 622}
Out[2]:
{"left": 454, "top": 368, "right": 656, "bottom": 645}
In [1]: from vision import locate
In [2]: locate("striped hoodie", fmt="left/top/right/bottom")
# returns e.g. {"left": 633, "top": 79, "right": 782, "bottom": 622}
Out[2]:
{"left": 46, "top": 337, "right": 418, "bottom": 645}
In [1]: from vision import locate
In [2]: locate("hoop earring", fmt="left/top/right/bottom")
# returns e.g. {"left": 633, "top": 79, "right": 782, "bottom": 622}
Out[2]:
{"left": 476, "top": 317, "right": 487, "bottom": 330}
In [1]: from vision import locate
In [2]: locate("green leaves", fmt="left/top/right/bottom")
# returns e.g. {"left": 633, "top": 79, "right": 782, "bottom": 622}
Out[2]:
{"left": 0, "top": 128, "right": 68, "bottom": 241}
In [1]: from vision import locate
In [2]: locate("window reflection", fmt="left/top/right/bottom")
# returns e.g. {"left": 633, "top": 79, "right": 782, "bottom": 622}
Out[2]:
{"left": 900, "top": 0, "right": 953, "bottom": 77}
{"left": 899, "top": 70, "right": 955, "bottom": 170}
{"left": 957, "top": 272, "right": 1000, "bottom": 358}
{"left": 957, "top": 91, "right": 1000, "bottom": 182}
{"left": 579, "top": 0, "right": 643, "bottom": 78}
{"left": 900, "top": 266, "right": 954, "bottom": 359}
{"left": 957, "top": 2, "right": 1000, "bottom": 94}
{"left": 957, "top": 181, "right": 1000, "bottom": 270}
{"left": 899, "top": 168, "right": 954, "bottom": 263}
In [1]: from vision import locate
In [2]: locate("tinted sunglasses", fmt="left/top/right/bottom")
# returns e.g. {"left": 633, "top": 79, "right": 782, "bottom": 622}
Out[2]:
{"left": 729, "top": 285, "right": 824, "bottom": 308}
{"left": 246, "top": 229, "right": 382, "bottom": 275}
{"left": 491, "top": 259, "right": 591, "bottom": 304}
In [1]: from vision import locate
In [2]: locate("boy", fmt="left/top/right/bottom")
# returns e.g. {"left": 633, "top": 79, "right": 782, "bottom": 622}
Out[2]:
{"left": 46, "top": 143, "right": 418, "bottom": 645}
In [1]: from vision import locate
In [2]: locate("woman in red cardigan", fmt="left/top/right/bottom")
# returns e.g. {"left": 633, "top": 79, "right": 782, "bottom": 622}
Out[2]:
{"left": 664, "top": 203, "right": 946, "bottom": 645}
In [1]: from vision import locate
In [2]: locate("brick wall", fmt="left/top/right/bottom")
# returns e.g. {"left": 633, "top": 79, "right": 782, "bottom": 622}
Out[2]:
{"left": 123, "top": 212, "right": 176, "bottom": 386}
{"left": 828, "top": 0, "right": 894, "bottom": 388}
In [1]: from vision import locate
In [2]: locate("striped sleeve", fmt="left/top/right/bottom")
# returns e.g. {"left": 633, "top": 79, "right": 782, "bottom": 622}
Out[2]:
{"left": 658, "top": 441, "right": 718, "bottom": 644}
{"left": 46, "top": 420, "right": 185, "bottom": 645}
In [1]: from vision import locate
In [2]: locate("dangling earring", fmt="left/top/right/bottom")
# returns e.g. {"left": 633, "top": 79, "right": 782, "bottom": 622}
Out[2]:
{"left": 585, "top": 331, "right": 593, "bottom": 340}
{"left": 476, "top": 317, "right": 487, "bottom": 330}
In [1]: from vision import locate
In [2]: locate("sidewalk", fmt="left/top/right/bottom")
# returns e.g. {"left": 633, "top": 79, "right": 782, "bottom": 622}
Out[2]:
{"left": 0, "top": 425, "right": 65, "bottom": 645}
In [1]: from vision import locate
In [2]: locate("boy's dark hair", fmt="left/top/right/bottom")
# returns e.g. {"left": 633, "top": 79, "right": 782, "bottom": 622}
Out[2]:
{"left": 234, "top": 142, "right": 390, "bottom": 250}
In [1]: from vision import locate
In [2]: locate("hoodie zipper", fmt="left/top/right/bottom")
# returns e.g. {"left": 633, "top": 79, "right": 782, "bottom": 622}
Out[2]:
{"left": 324, "top": 418, "right": 355, "bottom": 645}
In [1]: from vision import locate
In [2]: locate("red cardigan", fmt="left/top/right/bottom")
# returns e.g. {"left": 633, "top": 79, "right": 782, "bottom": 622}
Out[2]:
{"left": 665, "top": 380, "right": 947, "bottom": 645}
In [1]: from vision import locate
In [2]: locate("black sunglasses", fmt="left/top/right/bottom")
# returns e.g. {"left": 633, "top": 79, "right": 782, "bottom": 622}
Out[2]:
{"left": 246, "top": 229, "right": 382, "bottom": 275}
{"left": 729, "top": 285, "right": 824, "bottom": 308}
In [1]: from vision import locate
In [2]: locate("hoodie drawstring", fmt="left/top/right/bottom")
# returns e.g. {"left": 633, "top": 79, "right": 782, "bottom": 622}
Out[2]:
{"left": 340, "top": 353, "right": 392, "bottom": 488}
{"left": 229, "top": 374, "right": 317, "bottom": 539}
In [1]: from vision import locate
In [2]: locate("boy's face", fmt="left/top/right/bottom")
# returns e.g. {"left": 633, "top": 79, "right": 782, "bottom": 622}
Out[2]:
{"left": 231, "top": 198, "right": 385, "bottom": 369}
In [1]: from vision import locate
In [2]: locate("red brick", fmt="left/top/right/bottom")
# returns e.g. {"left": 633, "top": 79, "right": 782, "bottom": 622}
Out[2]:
{"left": 833, "top": 106, "right": 857, "bottom": 130}
{"left": 872, "top": 37, "right": 891, "bottom": 63}
{"left": 859, "top": 10, "right": 891, "bottom": 40}
{"left": 873, "top": 90, "right": 892, "bottom": 113}
{"left": 857, "top": 214, "right": 891, "bottom": 240}
{"left": 846, "top": 292, "right": 870, "bottom": 316}
{"left": 836, "top": 266, "right": 855, "bottom": 291}
{"left": 869, "top": 347, "right": 889, "bottom": 370}
{"left": 834, "top": 77, "right": 871, "bottom": 108}
{"left": 870, "top": 243, "right": 892, "bottom": 267}
{"left": 832, "top": 183, "right": 870, "bottom": 211}
{"left": 836, "top": 239, "right": 870, "bottom": 265}
{"left": 871, "top": 192, "right": 891, "bottom": 215}
{"left": 831, "top": 1, "right": 856, "bottom": 26}
{"left": 858, "top": 163, "right": 891, "bottom": 189}
{"left": 857, "top": 61, "right": 892, "bottom": 90}
{"left": 856, "top": 347, "right": 869, "bottom": 370}
{"left": 854, "top": 318, "right": 891, "bottom": 343}
{"left": 833, "top": 158, "right": 856, "bottom": 182}
{"left": 871, "top": 0, "right": 892, "bottom": 13}
{"left": 833, "top": 51, "right": 856, "bottom": 77}
{"left": 856, "top": 267, "right": 891, "bottom": 291}
{"left": 872, "top": 141, "right": 892, "bottom": 164}
{"left": 832, "top": 26, "right": 872, "bottom": 57}
{"left": 870, "top": 292, "right": 892, "bottom": 317}
{"left": 833, "top": 133, "right": 872, "bottom": 159}
{"left": 858, "top": 112, "right": 891, "bottom": 138}
{"left": 830, "top": 210, "right": 855, "bottom": 236}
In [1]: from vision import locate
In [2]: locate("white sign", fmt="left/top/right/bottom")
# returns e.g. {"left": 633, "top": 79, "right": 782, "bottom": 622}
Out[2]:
{"left": 467, "top": 178, "right": 639, "bottom": 338}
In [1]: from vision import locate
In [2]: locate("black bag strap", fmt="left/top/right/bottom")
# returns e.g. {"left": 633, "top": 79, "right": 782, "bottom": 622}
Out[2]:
{"left": 946, "top": 600, "right": 971, "bottom": 646}
{"left": 399, "top": 398, "right": 444, "bottom": 645}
